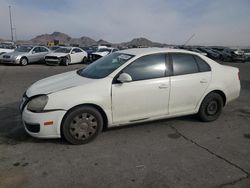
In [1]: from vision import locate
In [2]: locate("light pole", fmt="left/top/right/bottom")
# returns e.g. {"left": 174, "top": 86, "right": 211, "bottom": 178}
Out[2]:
{"left": 9, "top": 5, "right": 14, "bottom": 42}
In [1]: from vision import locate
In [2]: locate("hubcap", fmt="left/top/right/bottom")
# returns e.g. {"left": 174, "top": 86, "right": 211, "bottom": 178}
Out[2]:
{"left": 22, "top": 59, "right": 27, "bottom": 65}
{"left": 69, "top": 113, "right": 98, "bottom": 140}
{"left": 206, "top": 101, "right": 218, "bottom": 115}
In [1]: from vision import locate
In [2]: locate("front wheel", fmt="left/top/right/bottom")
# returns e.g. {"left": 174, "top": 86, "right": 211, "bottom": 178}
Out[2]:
{"left": 198, "top": 93, "right": 223, "bottom": 122}
{"left": 20, "top": 57, "right": 28, "bottom": 66}
{"left": 62, "top": 106, "right": 103, "bottom": 145}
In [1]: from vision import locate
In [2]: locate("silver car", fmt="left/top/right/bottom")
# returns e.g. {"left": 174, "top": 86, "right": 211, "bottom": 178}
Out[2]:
{"left": 0, "top": 45, "right": 50, "bottom": 66}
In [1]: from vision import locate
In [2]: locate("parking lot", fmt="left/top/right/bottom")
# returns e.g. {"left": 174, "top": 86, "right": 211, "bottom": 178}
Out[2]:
{"left": 0, "top": 62, "right": 249, "bottom": 188}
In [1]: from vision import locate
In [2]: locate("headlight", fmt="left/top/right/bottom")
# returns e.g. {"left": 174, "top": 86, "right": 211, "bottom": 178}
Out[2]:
{"left": 27, "top": 95, "right": 48, "bottom": 112}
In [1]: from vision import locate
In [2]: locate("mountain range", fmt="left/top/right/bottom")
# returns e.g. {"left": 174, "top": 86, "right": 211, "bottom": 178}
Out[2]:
{"left": 22, "top": 31, "right": 168, "bottom": 47}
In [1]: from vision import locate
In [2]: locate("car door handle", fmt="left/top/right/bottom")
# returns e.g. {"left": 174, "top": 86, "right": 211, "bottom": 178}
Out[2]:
{"left": 200, "top": 79, "right": 208, "bottom": 83}
{"left": 159, "top": 84, "right": 168, "bottom": 89}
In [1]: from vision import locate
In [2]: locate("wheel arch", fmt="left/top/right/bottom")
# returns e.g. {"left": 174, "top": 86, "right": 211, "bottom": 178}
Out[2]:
{"left": 20, "top": 56, "right": 28, "bottom": 62}
{"left": 202, "top": 90, "right": 226, "bottom": 106}
{"left": 60, "top": 103, "right": 108, "bottom": 136}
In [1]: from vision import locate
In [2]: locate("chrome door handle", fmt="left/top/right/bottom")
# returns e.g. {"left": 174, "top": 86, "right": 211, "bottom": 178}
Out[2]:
{"left": 159, "top": 84, "right": 168, "bottom": 89}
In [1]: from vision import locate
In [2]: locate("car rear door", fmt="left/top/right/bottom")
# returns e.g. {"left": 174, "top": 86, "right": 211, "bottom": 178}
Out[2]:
{"left": 39, "top": 47, "right": 49, "bottom": 61}
{"left": 169, "top": 53, "right": 212, "bottom": 115}
{"left": 111, "top": 53, "right": 171, "bottom": 124}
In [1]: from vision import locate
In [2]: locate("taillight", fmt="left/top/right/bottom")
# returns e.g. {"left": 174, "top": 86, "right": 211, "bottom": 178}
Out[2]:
{"left": 238, "top": 70, "right": 240, "bottom": 80}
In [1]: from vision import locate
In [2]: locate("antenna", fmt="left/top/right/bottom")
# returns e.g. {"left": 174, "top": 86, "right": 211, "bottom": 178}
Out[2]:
{"left": 9, "top": 5, "right": 14, "bottom": 42}
{"left": 183, "top": 34, "right": 195, "bottom": 46}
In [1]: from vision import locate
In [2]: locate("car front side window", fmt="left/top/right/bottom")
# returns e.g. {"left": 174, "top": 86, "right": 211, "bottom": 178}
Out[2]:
{"left": 33, "top": 47, "right": 41, "bottom": 53}
{"left": 122, "top": 53, "right": 167, "bottom": 81}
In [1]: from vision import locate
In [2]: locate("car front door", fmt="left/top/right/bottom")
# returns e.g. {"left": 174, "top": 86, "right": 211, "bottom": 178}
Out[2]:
{"left": 111, "top": 53, "right": 171, "bottom": 124}
{"left": 29, "top": 47, "right": 41, "bottom": 62}
{"left": 169, "top": 53, "right": 212, "bottom": 114}
{"left": 70, "top": 48, "right": 80, "bottom": 63}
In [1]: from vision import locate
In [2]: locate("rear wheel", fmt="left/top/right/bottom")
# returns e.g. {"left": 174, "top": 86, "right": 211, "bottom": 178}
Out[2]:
{"left": 20, "top": 57, "right": 28, "bottom": 66}
{"left": 62, "top": 106, "right": 103, "bottom": 145}
{"left": 198, "top": 93, "right": 223, "bottom": 122}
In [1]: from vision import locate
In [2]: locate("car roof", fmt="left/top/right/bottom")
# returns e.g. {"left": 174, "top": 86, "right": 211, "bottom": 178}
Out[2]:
{"left": 119, "top": 47, "right": 199, "bottom": 56}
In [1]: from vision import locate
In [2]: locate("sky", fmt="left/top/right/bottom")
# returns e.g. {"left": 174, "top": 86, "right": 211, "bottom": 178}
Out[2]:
{"left": 0, "top": 0, "right": 249, "bottom": 46}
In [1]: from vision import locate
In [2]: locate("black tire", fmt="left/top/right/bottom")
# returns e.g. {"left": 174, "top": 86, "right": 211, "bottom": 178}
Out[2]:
{"left": 62, "top": 106, "right": 103, "bottom": 145}
{"left": 82, "top": 57, "right": 88, "bottom": 64}
{"left": 198, "top": 93, "right": 223, "bottom": 122}
{"left": 20, "top": 57, "right": 28, "bottom": 66}
{"left": 61, "top": 57, "right": 69, "bottom": 66}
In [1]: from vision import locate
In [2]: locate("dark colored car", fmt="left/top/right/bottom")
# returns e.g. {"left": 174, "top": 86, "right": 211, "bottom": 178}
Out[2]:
{"left": 198, "top": 47, "right": 220, "bottom": 60}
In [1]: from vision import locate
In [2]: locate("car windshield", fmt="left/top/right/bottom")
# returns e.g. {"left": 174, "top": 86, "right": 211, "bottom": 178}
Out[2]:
{"left": 54, "top": 48, "right": 71, "bottom": 53}
{"left": 78, "top": 53, "right": 134, "bottom": 79}
{"left": 15, "top": 46, "right": 33, "bottom": 52}
{"left": 97, "top": 48, "right": 111, "bottom": 53}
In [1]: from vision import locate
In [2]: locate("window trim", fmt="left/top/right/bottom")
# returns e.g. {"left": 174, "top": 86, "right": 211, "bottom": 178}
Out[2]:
{"left": 192, "top": 54, "right": 211, "bottom": 72}
{"left": 113, "top": 53, "right": 171, "bottom": 84}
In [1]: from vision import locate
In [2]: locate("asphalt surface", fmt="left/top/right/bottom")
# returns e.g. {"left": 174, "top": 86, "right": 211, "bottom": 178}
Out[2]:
{"left": 0, "top": 61, "right": 249, "bottom": 188}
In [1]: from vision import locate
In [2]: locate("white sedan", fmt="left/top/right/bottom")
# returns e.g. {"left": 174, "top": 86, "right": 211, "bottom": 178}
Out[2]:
{"left": 45, "top": 47, "right": 88, "bottom": 65}
{"left": 20, "top": 48, "right": 240, "bottom": 144}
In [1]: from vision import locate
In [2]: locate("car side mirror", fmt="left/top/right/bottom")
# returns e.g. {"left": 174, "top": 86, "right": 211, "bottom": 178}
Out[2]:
{"left": 32, "top": 50, "right": 36, "bottom": 54}
{"left": 117, "top": 73, "right": 132, "bottom": 83}
{"left": 71, "top": 51, "right": 76, "bottom": 54}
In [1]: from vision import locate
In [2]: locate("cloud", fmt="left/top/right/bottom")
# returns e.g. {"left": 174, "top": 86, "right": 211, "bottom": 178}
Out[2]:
{"left": 0, "top": 0, "right": 249, "bottom": 46}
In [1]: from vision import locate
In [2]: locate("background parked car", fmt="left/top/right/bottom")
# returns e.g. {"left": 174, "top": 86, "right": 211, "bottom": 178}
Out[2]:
{"left": 49, "top": 46, "right": 61, "bottom": 52}
{"left": 243, "top": 49, "right": 250, "bottom": 61}
{"left": 45, "top": 47, "right": 88, "bottom": 66}
{"left": 188, "top": 48, "right": 207, "bottom": 56}
{"left": 0, "top": 43, "right": 16, "bottom": 56}
{"left": 210, "top": 48, "right": 232, "bottom": 61}
{"left": 0, "top": 45, "right": 50, "bottom": 66}
{"left": 90, "top": 47, "right": 119, "bottom": 62}
{"left": 198, "top": 47, "right": 220, "bottom": 60}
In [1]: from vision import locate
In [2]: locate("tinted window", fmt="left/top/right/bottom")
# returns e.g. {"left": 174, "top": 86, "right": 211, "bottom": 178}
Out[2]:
{"left": 74, "top": 48, "right": 82, "bottom": 53}
{"left": 40, "top": 47, "right": 48, "bottom": 52}
{"left": 194, "top": 55, "right": 211, "bottom": 72}
{"left": 123, "top": 54, "right": 166, "bottom": 81}
{"left": 33, "top": 47, "right": 41, "bottom": 53}
{"left": 172, "top": 53, "right": 198, "bottom": 76}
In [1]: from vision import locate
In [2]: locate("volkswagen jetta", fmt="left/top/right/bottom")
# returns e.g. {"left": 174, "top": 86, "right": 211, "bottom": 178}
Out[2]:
{"left": 20, "top": 48, "right": 240, "bottom": 144}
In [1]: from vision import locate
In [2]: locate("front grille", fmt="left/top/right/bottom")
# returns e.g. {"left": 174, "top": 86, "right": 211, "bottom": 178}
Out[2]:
{"left": 46, "top": 61, "right": 60, "bottom": 65}
{"left": 45, "top": 56, "right": 59, "bottom": 60}
{"left": 24, "top": 122, "right": 40, "bottom": 133}
{"left": 3, "top": 55, "right": 10, "bottom": 59}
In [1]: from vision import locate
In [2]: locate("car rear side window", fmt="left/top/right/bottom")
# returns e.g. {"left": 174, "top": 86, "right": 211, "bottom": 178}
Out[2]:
{"left": 171, "top": 53, "right": 199, "bottom": 76}
{"left": 123, "top": 54, "right": 167, "bottom": 81}
{"left": 194, "top": 55, "right": 211, "bottom": 72}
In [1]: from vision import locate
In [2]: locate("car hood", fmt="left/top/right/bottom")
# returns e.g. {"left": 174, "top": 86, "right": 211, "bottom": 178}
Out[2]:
{"left": 3, "top": 51, "right": 28, "bottom": 58}
{"left": 92, "top": 51, "right": 109, "bottom": 57}
{"left": 26, "top": 70, "right": 93, "bottom": 97}
{"left": 46, "top": 52, "right": 69, "bottom": 57}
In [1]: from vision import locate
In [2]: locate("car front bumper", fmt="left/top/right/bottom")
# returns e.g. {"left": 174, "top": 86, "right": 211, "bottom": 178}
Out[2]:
{"left": 21, "top": 106, "right": 66, "bottom": 138}
{"left": 0, "top": 58, "right": 19, "bottom": 64}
